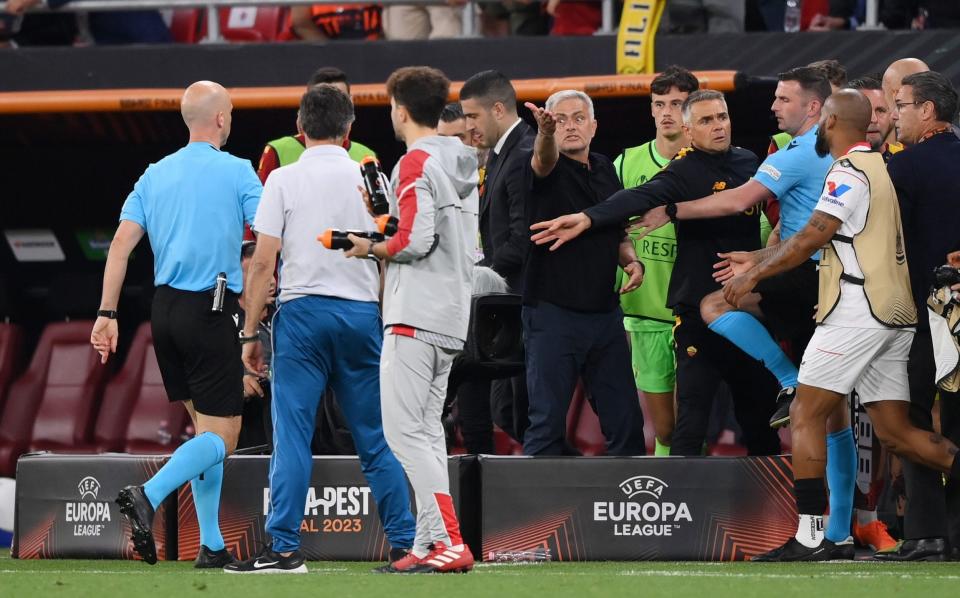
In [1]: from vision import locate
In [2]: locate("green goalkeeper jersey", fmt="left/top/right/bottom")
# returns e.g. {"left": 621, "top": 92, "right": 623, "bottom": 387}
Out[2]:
{"left": 613, "top": 141, "right": 676, "bottom": 332}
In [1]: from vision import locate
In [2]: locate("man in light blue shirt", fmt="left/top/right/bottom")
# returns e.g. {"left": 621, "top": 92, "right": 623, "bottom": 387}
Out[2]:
{"left": 91, "top": 81, "right": 260, "bottom": 569}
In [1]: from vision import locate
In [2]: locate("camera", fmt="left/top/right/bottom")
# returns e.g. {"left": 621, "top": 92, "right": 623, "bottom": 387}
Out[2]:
{"left": 933, "top": 265, "right": 960, "bottom": 289}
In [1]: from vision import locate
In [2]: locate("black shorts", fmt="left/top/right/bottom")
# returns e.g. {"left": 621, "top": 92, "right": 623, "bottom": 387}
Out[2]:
{"left": 755, "top": 259, "right": 818, "bottom": 343}
{"left": 151, "top": 285, "right": 243, "bottom": 417}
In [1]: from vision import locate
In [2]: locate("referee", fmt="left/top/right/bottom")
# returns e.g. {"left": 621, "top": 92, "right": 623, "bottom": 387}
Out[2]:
{"left": 91, "top": 81, "right": 261, "bottom": 568}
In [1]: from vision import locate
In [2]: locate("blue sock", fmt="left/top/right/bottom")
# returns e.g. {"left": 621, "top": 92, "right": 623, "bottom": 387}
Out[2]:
{"left": 143, "top": 432, "right": 226, "bottom": 510}
{"left": 708, "top": 311, "right": 799, "bottom": 388}
{"left": 191, "top": 462, "right": 225, "bottom": 551}
{"left": 825, "top": 427, "right": 857, "bottom": 543}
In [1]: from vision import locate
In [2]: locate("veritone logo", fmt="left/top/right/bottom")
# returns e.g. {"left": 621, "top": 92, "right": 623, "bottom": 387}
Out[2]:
{"left": 594, "top": 475, "right": 692, "bottom": 538}
{"left": 66, "top": 476, "right": 111, "bottom": 537}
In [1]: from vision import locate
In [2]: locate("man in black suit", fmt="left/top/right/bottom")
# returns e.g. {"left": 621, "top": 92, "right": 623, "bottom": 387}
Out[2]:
{"left": 461, "top": 70, "right": 536, "bottom": 292}
{"left": 459, "top": 70, "right": 535, "bottom": 445}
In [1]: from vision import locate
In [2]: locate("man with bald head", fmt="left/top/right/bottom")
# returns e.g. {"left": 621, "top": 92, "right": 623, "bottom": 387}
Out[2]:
{"left": 721, "top": 90, "right": 960, "bottom": 560}
{"left": 91, "top": 80, "right": 261, "bottom": 568}
{"left": 882, "top": 58, "right": 929, "bottom": 114}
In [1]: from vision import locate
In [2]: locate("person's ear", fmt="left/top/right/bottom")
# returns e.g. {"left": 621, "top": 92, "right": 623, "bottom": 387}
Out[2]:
{"left": 295, "top": 110, "right": 303, "bottom": 135}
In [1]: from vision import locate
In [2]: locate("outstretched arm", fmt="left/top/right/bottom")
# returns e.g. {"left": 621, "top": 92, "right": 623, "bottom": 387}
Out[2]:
{"left": 723, "top": 210, "right": 841, "bottom": 307}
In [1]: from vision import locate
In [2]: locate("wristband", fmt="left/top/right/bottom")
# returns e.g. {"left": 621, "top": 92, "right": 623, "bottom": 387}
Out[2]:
{"left": 238, "top": 332, "right": 260, "bottom": 344}
{"left": 665, "top": 203, "right": 678, "bottom": 222}
{"left": 366, "top": 242, "right": 378, "bottom": 260}
{"left": 97, "top": 310, "right": 118, "bottom": 319}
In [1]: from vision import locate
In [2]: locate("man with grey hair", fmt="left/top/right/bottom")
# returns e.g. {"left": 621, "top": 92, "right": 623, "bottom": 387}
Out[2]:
{"left": 518, "top": 89, "right": 646, "bottom": 457}
{"left": 229, "top": 84, "right": 416, "bottom": 573}
{"left": 531, "top": 89, "right": 781, "bottom": 458}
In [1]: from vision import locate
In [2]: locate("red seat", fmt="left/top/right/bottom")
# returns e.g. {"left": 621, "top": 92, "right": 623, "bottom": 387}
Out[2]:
{"left": 169, "top": 9, "right": 202, "bottom": 43}
{"left": 570, "top": 385, "right": 607, "bottom": 456}
{"left": 56, "top": 322, "right": 156, "bottom": 454}
{"left": 218, "top": 7, "right": 286, "bottom": 42}
{"left": 123, "top": 333, "right": 189, "bottom": 454}
{"left": 0, "top": 323, "right": 24, "bottom": 415}
{"left": 0, "top": 322, "right": 108, "bottom": 475}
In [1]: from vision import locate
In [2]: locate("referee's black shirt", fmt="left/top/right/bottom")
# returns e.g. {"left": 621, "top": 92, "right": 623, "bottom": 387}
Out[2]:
{"left": 521, "top": 151, "right": 624, "bottom": 313}
{"left": 887, "top": 130, "right": 960, "bottom": 328}
{"left": 585, "top": 145, "right": 761, "bottom": 314}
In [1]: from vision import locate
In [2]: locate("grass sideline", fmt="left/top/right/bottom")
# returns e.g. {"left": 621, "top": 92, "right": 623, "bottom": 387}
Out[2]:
{"left": 2, "top": 550, "right": 960, "bottom": 598}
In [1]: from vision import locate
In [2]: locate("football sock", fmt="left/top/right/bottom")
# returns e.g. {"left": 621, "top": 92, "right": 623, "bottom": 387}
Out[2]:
{"left": 192, "top": 461, "right": 225, "bottom": 551}
{"left": 825, "top": 428, "right": 857, "bottom": 543}
{"left": 144, "top": 432, "right": 226, "bottom": 510}
{"left": 794, "top": 477, "right": 827, "bottom": 548}
{"left": 654, "top": 438, "right": 671, "bottom": 456}
{"left": 708, "top": 311, "right": 798, "bottom": 388}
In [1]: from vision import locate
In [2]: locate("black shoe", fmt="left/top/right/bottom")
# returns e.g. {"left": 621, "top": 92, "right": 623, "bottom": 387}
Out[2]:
{"left": 830, "top": 536, "right": 856, "bottom": 560}
{"left": 116, "top": 486, "right": 157, "bottom": 565}
{"left": 752, "top": 538, "right": 833, "bottom": 562}
{"left": 194, "top": 545, "right": 237, "bottom": 569}
{"left": 873, "top": 537, "right": 950, "bottom": 562}
{"left": 223, "top": 545, "right": 307, "bottom": 574}
{"left": 769, "top": 387, "right": 796, "bottom": 428}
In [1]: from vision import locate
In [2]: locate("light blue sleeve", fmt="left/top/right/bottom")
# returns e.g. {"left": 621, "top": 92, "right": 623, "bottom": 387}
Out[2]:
{"left": 119, "top": 168, "right": 148, "bottom": 227}
{"left": 237, "top": 161, "right": 263, "bottom": 226}
{"left": 752, "top": 149, "right": 803, "bottom": 200}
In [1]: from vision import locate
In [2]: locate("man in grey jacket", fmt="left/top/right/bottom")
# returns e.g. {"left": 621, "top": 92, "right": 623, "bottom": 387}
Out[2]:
{"left": 344, "top": 66, "right": 478, "bottom": 574}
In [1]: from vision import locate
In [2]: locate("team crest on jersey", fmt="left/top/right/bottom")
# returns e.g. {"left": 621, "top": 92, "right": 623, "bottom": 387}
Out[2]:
{"left": 686, "top": 346, "right": 698, "bottom": 357}
{"left": 827, "top": 181, "right": 851, "bottom": 198}
{"left": 712, "top": 181, "right": 727, "bottom": 192}
{"left": 675, "top": 147, "right": 694, "bottom": 159}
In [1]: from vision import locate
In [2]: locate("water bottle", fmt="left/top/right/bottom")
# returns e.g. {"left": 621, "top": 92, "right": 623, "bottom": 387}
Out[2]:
{"left": 486, "top": 548, "right": 552, "bottom": 563}
{"left": 784, "top": 0, "right": 801, "bottom": 33}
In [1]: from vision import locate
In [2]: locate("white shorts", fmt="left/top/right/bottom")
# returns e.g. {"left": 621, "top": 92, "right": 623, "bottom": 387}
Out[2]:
{"left": 797, "top": 325, "right": 914, "bottom": 403}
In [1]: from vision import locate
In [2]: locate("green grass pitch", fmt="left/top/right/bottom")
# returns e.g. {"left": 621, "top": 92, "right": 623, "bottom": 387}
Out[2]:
{"left": 2, "top": 551, "right": 960, "bottom": 598}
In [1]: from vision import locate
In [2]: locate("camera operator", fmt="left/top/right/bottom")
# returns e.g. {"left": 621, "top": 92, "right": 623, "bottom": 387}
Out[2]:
{"left": 229, "top": 84, "right": 416, "bottom": 574}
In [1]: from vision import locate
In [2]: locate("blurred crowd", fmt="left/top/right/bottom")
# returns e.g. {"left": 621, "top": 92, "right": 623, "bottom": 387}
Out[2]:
{"left": 1, "top": 0, "right": 957, "bottom": 47}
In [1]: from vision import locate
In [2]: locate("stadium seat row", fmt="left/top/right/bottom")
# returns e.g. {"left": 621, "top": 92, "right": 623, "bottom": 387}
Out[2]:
{"left": 0, "top": 322, "right": 188, "bottom": 478}
{"left": 167, "top": 7, "right": 290, "bottom": 44}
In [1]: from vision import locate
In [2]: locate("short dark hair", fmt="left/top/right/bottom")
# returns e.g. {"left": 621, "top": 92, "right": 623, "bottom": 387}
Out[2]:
{"left": 847, "top": 76, "right": 882, "bottom": 91}
{"left": 298, "top": 84, "right": 355, "bottom": 141}
{"left": 386, "top": 66, "right": 450, "bottom": 128}
{"left": 902, "top": 71, "right": 959, "bottom": 123}
{"left": 807, "top": 59, "right": 847, "bottom": 88}
{"left": 779, "top": 66, "right": 832, "bottom": 103}
{"left": 440, "top": 102, "right": 464, "bottom": 123}
{"left": 460, "top": 70, "right": 518, "bottom": 112}
{"left": 681, "top": 89, "right": 726, "bottom": 122}
{"left": 650, "top": 65, "right": 699, "bottom": 96}
{"left": 308, "top": 66, "right": 349, "bottom": 91}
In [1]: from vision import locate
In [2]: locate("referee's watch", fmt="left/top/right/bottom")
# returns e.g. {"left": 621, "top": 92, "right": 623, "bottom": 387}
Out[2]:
{"left": 97, "top": 310, "right": 118, "bottom": 319}
{"left": 366, "top": 241, "right": 378, "bottom": 260}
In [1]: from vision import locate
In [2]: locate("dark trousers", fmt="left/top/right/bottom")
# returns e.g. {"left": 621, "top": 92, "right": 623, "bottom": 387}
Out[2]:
{"left": 522, "top": 301, "right": 645, "bottom": 456}
{"left": 903, "top": 327, "right": 960, "bottom": 543}
{"left": 672, "top": 313, "right": 781, "bottom": 456}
